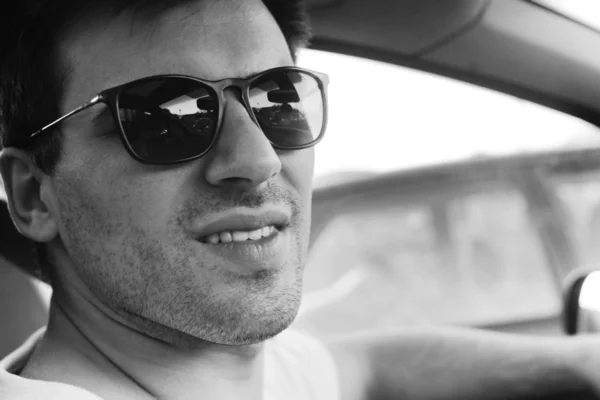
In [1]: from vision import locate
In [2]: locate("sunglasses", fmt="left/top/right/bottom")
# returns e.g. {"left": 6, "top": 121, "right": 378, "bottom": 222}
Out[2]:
{"left": 25, "top": 67, "right": 329, "bottom": 164}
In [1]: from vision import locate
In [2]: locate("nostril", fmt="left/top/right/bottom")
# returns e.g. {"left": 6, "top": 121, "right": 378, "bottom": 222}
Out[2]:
{"left": 203, "top": 152, "right": 281, "bottom": 187}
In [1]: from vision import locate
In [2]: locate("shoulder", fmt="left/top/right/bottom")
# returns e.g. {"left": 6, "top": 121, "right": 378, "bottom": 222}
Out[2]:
{"left": 264, "top": 329, "right": 340, "bottom": 400}
{"left": 0, "top": 370, "right": 104, "bottom": 400}
{"left": 0, "top": 329, "right": 102, "bottom": 400}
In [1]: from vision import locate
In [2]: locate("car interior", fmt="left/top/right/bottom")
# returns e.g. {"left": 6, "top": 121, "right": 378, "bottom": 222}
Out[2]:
{"left": 2, "top": 1, "right": 600, "bottom": 398}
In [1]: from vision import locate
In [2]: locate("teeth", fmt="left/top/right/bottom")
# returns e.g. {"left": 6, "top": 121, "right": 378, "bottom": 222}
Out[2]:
{"left": 219, "top": 231, "right": 233, "bottom": 243}
{"left": 232, "top": 231, "right": 249, "bottom": 241}
{"left": 261, "top": 226, "right": 271, "bottom": 237}
{"left": 204, "top": 225, "right": 277, "bottom": 244}
{"left": 207, "top": 233, "right": 220, "bottom": 244}
{"left": 248, "top": 228, "right": 263, "bottom": 240}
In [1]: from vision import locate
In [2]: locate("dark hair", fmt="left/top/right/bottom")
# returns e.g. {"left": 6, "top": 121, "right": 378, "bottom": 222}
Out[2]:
{"left": 0, "top": 0, "right": 311, "bottom": 283}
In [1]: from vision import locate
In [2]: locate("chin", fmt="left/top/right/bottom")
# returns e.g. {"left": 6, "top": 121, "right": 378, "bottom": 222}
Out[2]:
{"left": 233, "top": 311, "right": 300, "bottom": 345}
{"left": 130, "top": 302, "right": 300, "bottom": 349}
{"left": 209, "top": 298, "right": 302, "bottom": 346}
{"left": 205, "top": 286, "right": 303, "bottom": 345}
{"left": 132, "top": 263, "right": 305, "bottom": 347}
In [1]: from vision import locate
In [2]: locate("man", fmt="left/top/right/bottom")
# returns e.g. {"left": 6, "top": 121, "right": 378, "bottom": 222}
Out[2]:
{"left": 0, "top": 0, "right": 600, "bottom": 399}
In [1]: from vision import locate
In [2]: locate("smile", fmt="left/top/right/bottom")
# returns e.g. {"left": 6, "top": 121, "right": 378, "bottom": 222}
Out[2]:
{"left": 201, "top": 225, "right": 278, "bottom": 244}
{"left": 195, "top": 224, "right": 288, "bottom": 268}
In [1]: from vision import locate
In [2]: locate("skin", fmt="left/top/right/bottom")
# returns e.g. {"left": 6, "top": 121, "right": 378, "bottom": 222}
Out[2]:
{"left": 0, "top": 0, "right": 314, "bottom": 398}
{"left": 4, "top": 2, "right": 600, "bottom": 400}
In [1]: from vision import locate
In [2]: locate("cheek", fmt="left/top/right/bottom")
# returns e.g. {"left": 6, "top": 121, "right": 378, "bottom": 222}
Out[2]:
{"left": 282, "top": 148, "right": 314, "bottom": 202}
{"left": 281, "top": 149, "right": 314, "bottom": 246}
{"left": 53, "top": 164, "right": 183, "bottom": 250}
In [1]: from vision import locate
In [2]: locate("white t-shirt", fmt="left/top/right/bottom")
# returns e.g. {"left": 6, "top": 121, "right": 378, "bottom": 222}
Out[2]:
{"left": 263, "top": 329, "right": 340, "bottom": 400}
{"left": 0, "top": 328, "right": 340, "bottom": 400}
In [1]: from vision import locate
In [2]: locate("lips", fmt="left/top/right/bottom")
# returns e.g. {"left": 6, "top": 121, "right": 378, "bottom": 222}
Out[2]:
{"left": 190, "top": 208, "right": 290, "bottom": 244}
{"left": 187, "top": 208, "right": 292, "bottom": 268}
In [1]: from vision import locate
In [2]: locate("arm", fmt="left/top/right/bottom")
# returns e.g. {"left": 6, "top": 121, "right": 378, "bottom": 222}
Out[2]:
{"left": 327, "top": 327, "right": 599, "bottom": 400}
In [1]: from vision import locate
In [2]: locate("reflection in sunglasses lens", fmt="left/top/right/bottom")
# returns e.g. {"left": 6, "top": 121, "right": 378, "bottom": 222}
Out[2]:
{"left": 118, "top": 78, "right": 219, "bottom": 162}
{"left": 249, "top": 71, "right": 324, "bottom": 147}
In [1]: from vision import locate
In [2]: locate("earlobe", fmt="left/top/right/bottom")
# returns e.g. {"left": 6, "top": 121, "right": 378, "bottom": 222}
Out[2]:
{"left": 0, "top": 148, "right": 59, "bottom": 243}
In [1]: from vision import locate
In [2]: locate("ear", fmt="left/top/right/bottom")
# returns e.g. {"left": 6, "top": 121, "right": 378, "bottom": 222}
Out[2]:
{"left": 0, "top": 148, "right": 58, "bottom": 243}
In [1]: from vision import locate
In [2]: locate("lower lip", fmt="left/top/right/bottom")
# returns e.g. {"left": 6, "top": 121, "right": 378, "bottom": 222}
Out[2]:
{"left": 196, "top": 228, "right": 288, "bottom": 268}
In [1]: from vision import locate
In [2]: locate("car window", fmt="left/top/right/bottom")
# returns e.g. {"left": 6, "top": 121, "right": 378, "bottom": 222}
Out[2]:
{"left": 550, "top": 170, "right": 600, "bottom": 268}
{"left": 299, "top": 202, "right": 442, "bottom": 332}
{"left": 448, "top": 187, "right": 560, "bottom": 324}
{"left": 296, "top": 49, "right": 600, "bottom": 187}
{"left": 293, "top": 184, "right": 560, "bottom": 336}
{"left": 292, "top": 49, "right": 596, "bottom": 335}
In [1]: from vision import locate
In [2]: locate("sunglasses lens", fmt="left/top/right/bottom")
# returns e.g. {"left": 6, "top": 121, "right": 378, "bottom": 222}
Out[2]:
{"left": 249, "top": 70, "right": 325, "bottom": 148}
{"left": 118, "top": 78, "right": 219, "bottom": 163}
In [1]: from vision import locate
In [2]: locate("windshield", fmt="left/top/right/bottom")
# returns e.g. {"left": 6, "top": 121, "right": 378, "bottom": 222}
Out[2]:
{"left": 297, "top": 49, "right": 600, "bottom": 188}
{"left": 292, "top": 49, "right": 600, "bottom": 336}
{"left": 531, "top": 0, "right": 600, "bottom": 32}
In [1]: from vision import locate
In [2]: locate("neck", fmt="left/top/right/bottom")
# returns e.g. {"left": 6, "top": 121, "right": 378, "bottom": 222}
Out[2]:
{"left": 21, "top": 283, "right": 266, "bottom": 400}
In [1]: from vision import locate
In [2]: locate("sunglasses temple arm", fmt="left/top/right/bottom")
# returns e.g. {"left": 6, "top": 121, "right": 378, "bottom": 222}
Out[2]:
{"left": 29, "top": 95, "right": 103, "bottom": 140}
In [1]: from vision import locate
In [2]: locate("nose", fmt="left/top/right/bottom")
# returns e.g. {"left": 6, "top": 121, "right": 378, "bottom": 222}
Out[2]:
{"left": 203, "top": 91, "right": 282, "bottom": 188}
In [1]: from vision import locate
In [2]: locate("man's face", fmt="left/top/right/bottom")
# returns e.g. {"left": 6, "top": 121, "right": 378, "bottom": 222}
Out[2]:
{"left": 47, "top": 0, "right": 314, "bottom": 345}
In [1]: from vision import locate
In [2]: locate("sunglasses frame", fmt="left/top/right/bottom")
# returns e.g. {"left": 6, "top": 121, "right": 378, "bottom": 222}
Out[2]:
{"left": 26, "top": 66, "right": 329, "bottom": 165}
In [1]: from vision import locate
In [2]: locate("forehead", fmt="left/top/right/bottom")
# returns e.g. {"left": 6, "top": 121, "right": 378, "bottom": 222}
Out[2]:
{"left": 59, "top": 0, "right": 292, "bottom": 111}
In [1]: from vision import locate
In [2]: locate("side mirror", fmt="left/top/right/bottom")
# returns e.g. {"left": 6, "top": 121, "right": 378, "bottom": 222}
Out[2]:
{"left": 563, "top": 270, "right": 600, "bottom": 335}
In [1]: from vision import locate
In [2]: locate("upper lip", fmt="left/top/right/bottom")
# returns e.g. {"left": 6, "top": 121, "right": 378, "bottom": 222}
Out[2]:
{"left": 190, "top": 208, "right": 290, "bottom": 240}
